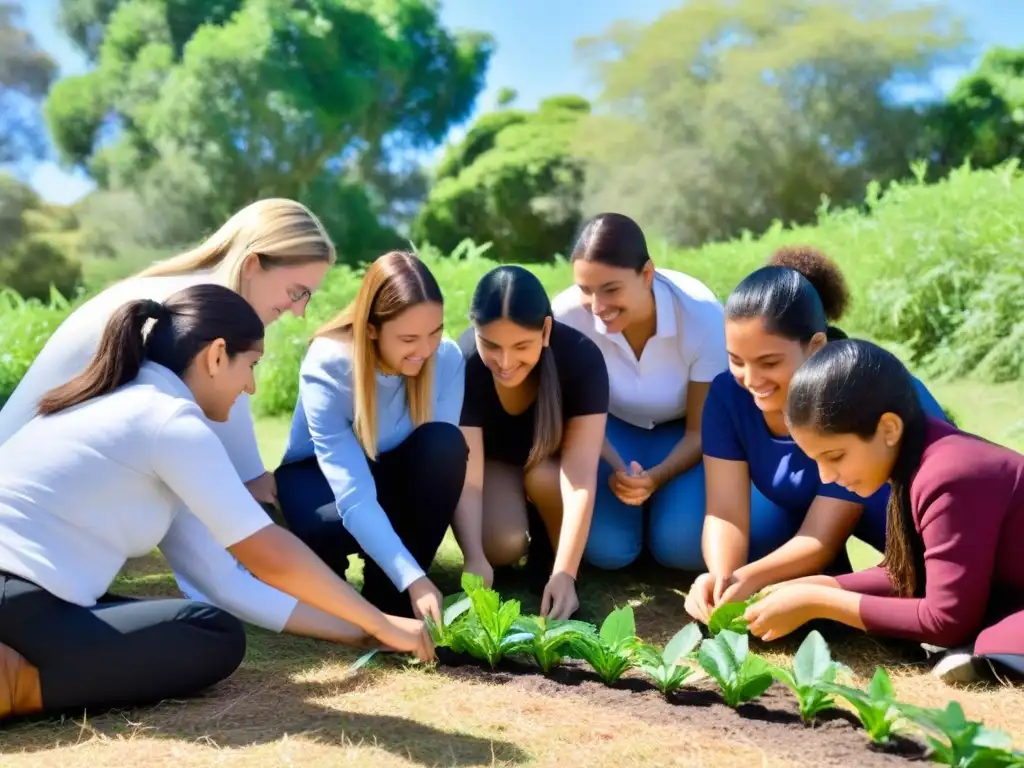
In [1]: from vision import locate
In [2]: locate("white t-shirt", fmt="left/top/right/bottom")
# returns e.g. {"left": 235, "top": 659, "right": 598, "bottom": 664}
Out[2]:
{"left": 0, "top": 273, "right": 297, "bottom": 632}
{"left": 0, "top": 362, "right": 276, "bottom": 609}
{"left": 552, "top": 269, "right": 727, "bottom": 429}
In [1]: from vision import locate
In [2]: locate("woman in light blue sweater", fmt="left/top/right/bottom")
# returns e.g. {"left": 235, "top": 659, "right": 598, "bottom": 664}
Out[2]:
{"left": 276, "top": 251, "right": 467, "bottom": 626}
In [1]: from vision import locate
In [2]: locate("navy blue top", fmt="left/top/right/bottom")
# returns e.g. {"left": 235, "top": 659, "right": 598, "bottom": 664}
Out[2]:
{"left": 701, "top": 371, "right": 948, "bottom": 551}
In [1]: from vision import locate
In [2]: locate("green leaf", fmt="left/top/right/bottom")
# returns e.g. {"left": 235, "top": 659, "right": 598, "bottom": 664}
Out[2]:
{"left": 792, "top": 630, "right": 832, "bottom": 686}
{"left": 867, "top": 666, "right": 895, "bottom": 701}
{"left": 599, "top": 605, "right": 636, "bottom": 646}
{"left": 708, "top": 601, "right": 748, "bottom": 635}
{"left": 663, "top": 623, "right": 703, "bottom": 666}
{"left": 349, "top": 648, "right": 379, "bottom": 672}
{"left": 442, "top": 594, "right": 472, "bottom": 626}
{"left": 460, "top": 572, "right": 485, "bottom": 594}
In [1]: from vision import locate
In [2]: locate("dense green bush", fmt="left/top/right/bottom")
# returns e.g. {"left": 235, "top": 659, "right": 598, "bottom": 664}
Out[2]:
{"left": 1, "top": 162, "right": 1021, "bottom": 415}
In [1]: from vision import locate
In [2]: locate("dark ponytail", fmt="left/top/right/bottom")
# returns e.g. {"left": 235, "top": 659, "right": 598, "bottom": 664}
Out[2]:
{"left": 38, "top": 284, "right": 264, "bottom": 416}
{"left": 726, "top": 245, "right": 850, "bottom": 343}
{"left": 469, "top": 265, "right": 563, "bottom": 470}
{"left": 571, "top": 212, "right": 651, "bottom": 272}
{"left": 785, "top": 339, "right": 927, "bottom": 597}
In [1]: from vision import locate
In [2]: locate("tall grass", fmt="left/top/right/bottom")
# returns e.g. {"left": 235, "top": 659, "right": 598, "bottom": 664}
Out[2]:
{"left": 1, "top": 161, "right": 1021, "bottom": 415}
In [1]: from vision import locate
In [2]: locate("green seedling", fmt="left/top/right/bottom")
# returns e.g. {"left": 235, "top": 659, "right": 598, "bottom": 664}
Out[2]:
{"left": 697, "top": 629, "right": 774, "bottom": 708}
{"left": 424, "top": 591, "right": 473, "bottom": 647}
{"left": 575, "top": 605, "right": 641, "bottom": 685}
{"left": 503, "top": 616, "right": 597, "bottom": 675}
{"left": 707, "top": 594, "right": 761, "bottom": 635}
{"left": 635, "top": 622, "right": 703, "bottom": 696}
{"left": 768, "top": 630, "right": 848, "bottom": 722}
{"left": 897, "top": 700, "right": 1024, "bottom": 767}
{"left": 820, "top": 666, "right": 902, "bottom": 744}
{"left": 446, "top": 572, "right": 524, "bottom": 667}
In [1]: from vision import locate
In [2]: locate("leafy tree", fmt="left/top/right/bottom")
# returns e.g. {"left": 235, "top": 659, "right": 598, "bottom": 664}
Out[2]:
{"left": 0, "top": 2, "right": 58, "bottom": 164}
{"left": 572, "top": 0, "right": 968, "bottom": 247}
{"left": 414, "top": 95, "right": 590, "bottom": 262}
{"left": 47, "top": 0, "right": 493, "bottom": 263}
{"left": 0, "top": 175, "right": 82, "bottom": 301}
{"left": 925, "top": 46, "right": 1024, "bottom": 176}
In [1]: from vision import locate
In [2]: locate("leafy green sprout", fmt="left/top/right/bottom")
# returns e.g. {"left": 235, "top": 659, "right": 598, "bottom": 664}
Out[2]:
{"left": 820, "top": 666, "right": 904, "bottom": 744}
{"left": 697, "top": 629, "right": 775, "bottom": 708}
{"left": 502, "top": 616, "right": 598, "bottom": 675}
{"left": 573, "top": 605, "right": 642, "bottom": 685}
{"left": 896, "top": 700, "right": 1024, "bottom": 767}
{"left": 635, "top": 622, "right": 704, "bottom": 696}
{"left": 767, "top": 630, "right": 849, "bottom": 722}
{"left": 707, "top": 594, "right": 763, "bottom": 636}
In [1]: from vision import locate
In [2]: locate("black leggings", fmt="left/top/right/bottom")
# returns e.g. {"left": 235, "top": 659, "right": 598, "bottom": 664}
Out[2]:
{"left": 275, "top": 421, "right": 468, "bottom": 618}
{"left": 0, "top": 572, "right": 246, "bottom": 716}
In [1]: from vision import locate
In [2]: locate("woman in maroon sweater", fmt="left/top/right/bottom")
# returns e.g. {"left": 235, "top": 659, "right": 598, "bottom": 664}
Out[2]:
{"left": 743, "top": 338, "right": 1024, "bottom": 684}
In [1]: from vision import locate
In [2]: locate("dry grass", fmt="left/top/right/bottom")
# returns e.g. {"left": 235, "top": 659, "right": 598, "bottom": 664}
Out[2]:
{"left": 2, "top": 546, "right": 1021, "bottom": 768}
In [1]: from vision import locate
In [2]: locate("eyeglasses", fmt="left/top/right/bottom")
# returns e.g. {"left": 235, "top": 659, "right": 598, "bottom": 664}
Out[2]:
{"left": 287, "top": 286, "right": 312, "bottom": 304}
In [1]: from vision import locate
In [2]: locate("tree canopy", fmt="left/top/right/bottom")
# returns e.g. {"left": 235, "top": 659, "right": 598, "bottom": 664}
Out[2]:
{"left": 414, "top": 95, "right": 590, "bottom": 262}
{"left": 46, "top": 0, "right": 494, "bottom": 263}
{"left": 572, "top": 0, "right": 968, "bottom": 247}
{"left": 0, "top": 2, "right": 58, "bottom": 165}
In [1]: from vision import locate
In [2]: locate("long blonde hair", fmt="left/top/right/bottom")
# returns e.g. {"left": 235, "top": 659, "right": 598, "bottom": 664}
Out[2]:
{"left": 136, "top": 199, "right": 336, "bottom": 288}
{"left": 315, "top": 251, "right": 444, "bottom": 459}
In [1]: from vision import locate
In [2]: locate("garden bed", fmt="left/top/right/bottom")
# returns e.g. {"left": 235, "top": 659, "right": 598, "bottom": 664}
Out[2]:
{"left": 437, "top": 652, "right": 927, "bottom": 767}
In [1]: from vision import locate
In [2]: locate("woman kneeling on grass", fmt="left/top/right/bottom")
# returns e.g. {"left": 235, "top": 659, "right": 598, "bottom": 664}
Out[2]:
{"left": 0, "top": 198, "right": 365, "bottom": 646}
{"left": 456, "top": 266, "right": 608, "bottom": 620}
{"left": 686, "top": 247, "right": 948, "bottom": 624}
{"left": 275, "top": 252, "right": 467, "bottom": 627}
{"left": 744, "top": 339, "right": 1024, "bottom": 685}
{"left": 551, "top": 213, "right": 727, "bottom": 571}
{"left": 0, "top": 285, "right": 433, "bottom": 722}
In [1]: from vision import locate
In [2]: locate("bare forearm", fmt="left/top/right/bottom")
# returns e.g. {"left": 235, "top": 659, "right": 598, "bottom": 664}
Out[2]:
{"left": 813, "top": 587, "right": 867, "bottom": 631}
{"left": 651, "top": 431, "right": 702, "bottom": 485}
{"left": 703, "top": 514, "right": 749, "bottom": 577}
{"left": 601, "top": 438, "right": 626, "bottom": 473}
{"left": 283, "top": 603, "right": 380, "bottom": 648}
{"left": 553, "top": 482, "right": 593, "bottom": 579}
{"left": 733, "top": 536, "right": 839, "bottom": 594}
{"left": 451, "top": 487, "right": 486, "bottom": 563}
{"left": 230, "top": 526, "right": 386, "bottom": 637}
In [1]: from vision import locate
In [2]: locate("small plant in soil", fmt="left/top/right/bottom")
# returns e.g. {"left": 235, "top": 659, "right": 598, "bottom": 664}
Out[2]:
{"left": 443, "top": 573, "right": 526, "bottom": 668}
{"left": 767, "top": 630, "right": 848, "bottom": 722}
{"left": 897, "top": 700, "right": 1024, "bottom": 767}
{"left": 821, "top": 666, "right": 902, "bottom": 745}
{"left": 707, "top": 594, "right": 761, "bottom": 635}
{"left": 424, "top": 592, "right": 473, "bottom": 647}
{"left": 504, "top": 616, "right": 598, "bottom": 675}
{"left": 635, "top": 622, "right": 703, "bottom": 696}
{"left": 697, "top": 629, "right": 774, "bottom": 708}
{"left": 575, "top": 605, "right": 642, "bottom": 685}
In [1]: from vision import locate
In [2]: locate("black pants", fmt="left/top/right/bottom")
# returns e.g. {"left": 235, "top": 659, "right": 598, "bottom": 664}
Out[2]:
{"left": 0, "top": 571, "right": 246, "bottom": 716}
{"left": 275, "top": 421, "right": 468, "bottom": 618}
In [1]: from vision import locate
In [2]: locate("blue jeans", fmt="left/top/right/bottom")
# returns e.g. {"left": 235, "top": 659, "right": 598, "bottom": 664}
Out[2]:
{"left": 585, "top": 416, "right": 797, "bottom": 571}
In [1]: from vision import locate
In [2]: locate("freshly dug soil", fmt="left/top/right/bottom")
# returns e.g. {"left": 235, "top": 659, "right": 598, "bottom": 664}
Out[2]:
{"left": 435, "top": 651, "right": 928, "bottom": 767}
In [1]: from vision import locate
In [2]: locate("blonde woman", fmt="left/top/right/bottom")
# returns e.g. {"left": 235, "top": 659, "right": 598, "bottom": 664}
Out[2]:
{"left": 275, "top": 251, "right": 467, "bottom": 625}
{"left": 0, "top": 199, "right": 368, "bottom": 645}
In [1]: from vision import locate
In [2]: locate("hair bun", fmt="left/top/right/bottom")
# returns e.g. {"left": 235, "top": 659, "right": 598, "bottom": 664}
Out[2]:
{"left": 767, "top": 245, "right": 849, "bottom": 322}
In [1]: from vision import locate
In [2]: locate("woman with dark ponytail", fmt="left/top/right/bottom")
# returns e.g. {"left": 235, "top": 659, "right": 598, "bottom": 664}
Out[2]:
{"left": 0, "top": 284, "right": 433, "bottom": 723}
{"left": 456, "top": 266, "right": 608, "bottom": 620}
{"left": 744, "top": 339, "right": 1024, "bottom": 686}
{"left": 685, "top": 246, "right": 948, "bottom": 626}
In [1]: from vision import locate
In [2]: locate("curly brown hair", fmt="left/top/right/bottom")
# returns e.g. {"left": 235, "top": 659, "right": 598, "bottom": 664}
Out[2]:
{"left": 767, "top": 246, "right": 850, "bottom": 321}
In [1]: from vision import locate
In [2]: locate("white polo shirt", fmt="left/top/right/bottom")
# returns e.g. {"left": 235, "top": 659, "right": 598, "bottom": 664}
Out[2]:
{"left": 552, "top": 269, "right": 727, "bottom": 429}
{"left": 0, "top": 362, "right": 283, "bottom": 612}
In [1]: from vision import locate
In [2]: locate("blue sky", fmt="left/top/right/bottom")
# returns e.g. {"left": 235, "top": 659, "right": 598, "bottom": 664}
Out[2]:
{"left": 17, "top": 0, "right": 1024, "bottom": 205}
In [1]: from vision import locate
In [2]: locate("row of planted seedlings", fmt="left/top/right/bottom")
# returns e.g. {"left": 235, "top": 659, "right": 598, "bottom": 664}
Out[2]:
{"left": 354, "top": 574, "right": 1023, "bottom": 767}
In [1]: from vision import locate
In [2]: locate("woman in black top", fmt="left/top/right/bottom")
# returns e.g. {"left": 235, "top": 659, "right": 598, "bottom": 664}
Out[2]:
{"left": 456, "top": 265, "right": 609, "bottom": 620}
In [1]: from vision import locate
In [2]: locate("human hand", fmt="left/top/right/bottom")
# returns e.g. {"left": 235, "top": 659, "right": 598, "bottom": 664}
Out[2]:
{"left": 716, "top": 574, "right": 762, "bottom": 606}
{"left": 684, "top": 572, "right": 720, "bottom": 624}
{"left": 245, "top": 471, "right": 278, "bottom": 509}
{"left": 462, "top": 554, "right": 494, "bottom": 589}
{"left": 610, "top": 461, "right": 657, "bottom": 506}
{"left": 744, "top": 585, "right": 825, "bottom": 642}
{"left": 407, "top": 576, "right": 444, "bottom": 626}
{"left": 374, "top": 614, "right": 436, "bottom": 662}
{"left": 757, "top": 575, "right": 842, "bottom": 598}
{"left": 540, "top": 572, "right": 579, "bottom": 620}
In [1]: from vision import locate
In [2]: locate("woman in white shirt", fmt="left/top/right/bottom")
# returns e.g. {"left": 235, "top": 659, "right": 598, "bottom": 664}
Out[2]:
{"left": 0, "top": 198, "right": 361, "bottom": 644}
{"left": 552, "top": 213, "right": 728, "bottom": 571}
{"left": 276, "top": 251, "right": 467, "bottom": 627}
{"left": 0, "top": 283, "right": 432, "bottom": 722}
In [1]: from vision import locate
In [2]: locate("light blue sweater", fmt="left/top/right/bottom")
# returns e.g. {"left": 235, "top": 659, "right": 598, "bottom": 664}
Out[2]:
{"left": 281, "top": 335, "right": 466, "bottom": 590}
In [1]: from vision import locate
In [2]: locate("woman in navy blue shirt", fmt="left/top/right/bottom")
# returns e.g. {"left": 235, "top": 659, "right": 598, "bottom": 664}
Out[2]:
{"left": 685, "top": 247, "right": 947, "bottom": 624}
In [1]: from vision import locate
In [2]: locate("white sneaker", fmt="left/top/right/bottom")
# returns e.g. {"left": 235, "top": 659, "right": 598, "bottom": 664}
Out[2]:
{"left": 932, "top": 648, "right": 983, "bottom": 685}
